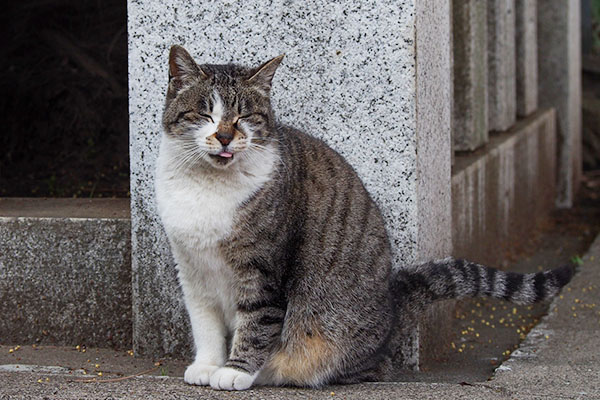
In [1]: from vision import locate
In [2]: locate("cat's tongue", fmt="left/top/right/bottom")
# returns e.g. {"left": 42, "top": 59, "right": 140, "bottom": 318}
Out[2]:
{"left": 219, "top": 151, "right": 233, "bottom": 158}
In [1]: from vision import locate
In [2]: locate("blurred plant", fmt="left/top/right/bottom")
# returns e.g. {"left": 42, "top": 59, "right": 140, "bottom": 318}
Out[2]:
{"left": 571, "top": 255, "right": 584, "bottom": 266}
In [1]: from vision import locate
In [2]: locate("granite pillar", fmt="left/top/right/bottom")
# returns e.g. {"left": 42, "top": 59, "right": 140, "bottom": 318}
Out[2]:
{"left": 515, "top": 0, "right": 538, "bottom": 117}
{"left": 128, "top": 0, "right": 452, "bottom": 369}
{"left": 452, "top": 0, "right": 488, "bottom": 151}
{"left": 488, "top": 0, "right": 517, "bottom": 132}
{"left": 537, "top": 0, "right": 582, "bottom": 207}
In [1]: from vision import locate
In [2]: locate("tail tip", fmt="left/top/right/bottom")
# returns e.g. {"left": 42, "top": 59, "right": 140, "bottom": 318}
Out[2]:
{"left": 553, "top": 264, "right": 575, "bottom": 288}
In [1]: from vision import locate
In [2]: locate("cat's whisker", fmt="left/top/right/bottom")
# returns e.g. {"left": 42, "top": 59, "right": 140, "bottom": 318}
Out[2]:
{"left": 244, "top": 146, "right": 289, "bottom": 177}
{"left": 171, "top": 155, "right": 195, "bottom": 172}
{"left": 247, "top": 142, "right": 279, "bottom": 154}
{"left": 171, "top": 147, "right": 207, "bottom": 172}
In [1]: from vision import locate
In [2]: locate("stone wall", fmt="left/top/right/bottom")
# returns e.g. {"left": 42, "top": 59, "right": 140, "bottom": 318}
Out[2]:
{"left": 515, "top": 0, "right": 538, "bottom": 117}
{"left": 538, "top": 0, "right": 582, "bottom": 207}
{"left": 451, "top": 0, "right": 580, "bottom": 207}
{"left": 452, "top": 0, "right": 488, "bottom": 151}
{"left": 453, "top": 109, "right": 557, "bottom": 266}
{"left": 487, "top": 0, "right": 517, "bottom": 133}
{"left": 582, "top": 56, "right": 600, "bottom": 170}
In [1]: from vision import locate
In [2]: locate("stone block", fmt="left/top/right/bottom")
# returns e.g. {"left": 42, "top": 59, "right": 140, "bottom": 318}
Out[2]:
{"left": 452, "top": 0, "right": 488, "bottom": 151}
{"left": 0, "top": 198, "right": 132, "bottom": 349}
{"left": 515, "top": 0, "right": 538, "bottom": 117}
{"left": 582, "top": 75, "right": 600, "bottom": 170}
{"left": 129, "top": 0, "right": 453, "bottom": 368}
{"left": 487, "top": 0, "right": 517, "bottom": 132}
{"left": 537, "top": 0, "right": 582, "bottom": 207}
{"left": 452, "top": 109, "right": 556, "bottom": 266}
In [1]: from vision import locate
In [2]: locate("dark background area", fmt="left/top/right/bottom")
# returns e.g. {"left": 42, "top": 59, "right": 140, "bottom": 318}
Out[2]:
{"left": 0, "top": 0, "right": 129, "bottom": 198}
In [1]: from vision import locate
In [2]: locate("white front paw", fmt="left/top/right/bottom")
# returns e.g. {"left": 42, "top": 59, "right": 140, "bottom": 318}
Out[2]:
{"left": 209, "top": 367, "right": 255, "bottom": 391}
{"left": 184, "top": 362, "right": 219, "bottom": 386}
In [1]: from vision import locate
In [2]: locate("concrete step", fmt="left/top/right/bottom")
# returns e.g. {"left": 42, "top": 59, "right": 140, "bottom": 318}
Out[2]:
{"left": 0, "top": 198, "right": 131, "bottom": 349}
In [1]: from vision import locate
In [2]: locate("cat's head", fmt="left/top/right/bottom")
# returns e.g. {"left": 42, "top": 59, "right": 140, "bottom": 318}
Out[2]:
{"left": 162, "top": 45, "right": 283, "bottom": 170}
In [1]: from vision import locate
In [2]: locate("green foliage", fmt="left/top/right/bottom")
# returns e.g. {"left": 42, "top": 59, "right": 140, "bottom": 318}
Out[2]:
{"left": 571, "top": 255, "right": 584, "bottom": 266}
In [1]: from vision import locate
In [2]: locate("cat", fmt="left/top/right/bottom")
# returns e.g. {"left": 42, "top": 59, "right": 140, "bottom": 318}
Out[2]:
{"left": 154, "top": 45, "right": 573, "bottom": 391}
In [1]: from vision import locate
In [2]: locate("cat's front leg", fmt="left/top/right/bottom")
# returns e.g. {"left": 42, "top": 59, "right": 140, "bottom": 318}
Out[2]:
{"left": 210, "top": 303, "right": 285, "bottom": 390}
{"left": 180, "top": 284, "right": 227, "bottom": 386}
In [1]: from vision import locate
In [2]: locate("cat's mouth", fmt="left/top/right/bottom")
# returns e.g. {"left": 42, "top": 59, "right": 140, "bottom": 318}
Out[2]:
{"left": 209, "top": 151, "right": 234, "bottom": 165}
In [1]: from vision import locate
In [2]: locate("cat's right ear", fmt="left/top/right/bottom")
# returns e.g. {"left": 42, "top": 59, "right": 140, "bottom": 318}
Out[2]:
{"left": 168, "top": 45, "right": 208, "bottom": 92}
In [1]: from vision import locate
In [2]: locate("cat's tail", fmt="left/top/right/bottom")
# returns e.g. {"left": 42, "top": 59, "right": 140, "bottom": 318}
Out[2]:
{"left": 391, "top": 257, "right": 574, "bottom": 312}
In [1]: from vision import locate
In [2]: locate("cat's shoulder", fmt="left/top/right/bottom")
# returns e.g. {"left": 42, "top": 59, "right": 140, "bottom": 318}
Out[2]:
{"left": 276, "top": 124, "right": 344, "bottom": 159}
{"left": 275, "top": 123, "right": 355, "bottom": 176}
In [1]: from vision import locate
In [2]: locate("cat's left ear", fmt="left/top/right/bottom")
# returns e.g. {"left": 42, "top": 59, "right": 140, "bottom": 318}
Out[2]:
{"left": 246, "top": 55, "right": 285, "bottom": 94}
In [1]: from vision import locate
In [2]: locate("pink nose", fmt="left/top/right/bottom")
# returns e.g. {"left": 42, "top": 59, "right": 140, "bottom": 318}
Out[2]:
{"left": 216, "top": 132, "right": 233, "bottom": 146}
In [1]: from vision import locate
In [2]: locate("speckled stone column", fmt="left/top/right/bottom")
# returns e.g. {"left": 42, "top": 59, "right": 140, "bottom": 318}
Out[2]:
{"left": 452, "top": 0, "right": 489, "bottom": 151}
{"left": 515, "top": 0, "right": 538, "bottom": 117}
{"left": 128, "top": 0, "right": 452, "bottom": 369}
{"left": 538, "top": 0, "right": 582, "bottom": 207}
{"left": 488, "top": 0, "right": 517, "bottom": 132}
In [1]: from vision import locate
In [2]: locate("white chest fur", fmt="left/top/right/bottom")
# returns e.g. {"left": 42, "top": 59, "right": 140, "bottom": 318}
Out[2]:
{"left": 155, "top": 136, "right": 277, "bottom": 330}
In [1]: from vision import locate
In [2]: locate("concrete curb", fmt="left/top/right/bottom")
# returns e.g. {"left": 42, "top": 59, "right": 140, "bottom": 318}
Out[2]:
{"left": 490, "top": 234, "right": 600, "bottom": 399}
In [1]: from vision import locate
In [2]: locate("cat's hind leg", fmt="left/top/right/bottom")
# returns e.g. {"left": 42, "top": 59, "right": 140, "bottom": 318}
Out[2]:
{"left": 257, "top": 329, "right": 340, "bottom": 388}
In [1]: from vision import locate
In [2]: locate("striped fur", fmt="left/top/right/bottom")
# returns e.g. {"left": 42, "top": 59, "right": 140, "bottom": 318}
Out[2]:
{"left": 157, "top": 46, "right": 574, "bottom": 391}
{"left": 392, "top": 258, "right": 574, "bottom": 312}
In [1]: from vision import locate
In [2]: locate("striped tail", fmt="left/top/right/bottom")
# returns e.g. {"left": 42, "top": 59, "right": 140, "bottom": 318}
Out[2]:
{"left": 391, "top": 257, "right": 574, "bottom": 311}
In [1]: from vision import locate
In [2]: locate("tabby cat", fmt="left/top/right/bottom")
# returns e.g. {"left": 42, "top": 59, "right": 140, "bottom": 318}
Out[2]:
{"left": 155, "top": 45, "right": 573, "bottom": 391}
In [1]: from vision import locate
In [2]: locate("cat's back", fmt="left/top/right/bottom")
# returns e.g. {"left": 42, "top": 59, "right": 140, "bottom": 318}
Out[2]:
{"left": 276, "top": 124, "right": 364, "bottom": 192}
{"left": 273, "top": 124, "right": 392, "bottom": 284}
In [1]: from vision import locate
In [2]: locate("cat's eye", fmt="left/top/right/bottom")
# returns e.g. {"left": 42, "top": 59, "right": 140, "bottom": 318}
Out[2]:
{"left": 238, "top": 113, "right": 266, "bottom": 123}
{"left": 177, "top": 111, "right": 214, "bottom": 123}
{"left": 197, "top": 113, "right": 214, "bottom": 123}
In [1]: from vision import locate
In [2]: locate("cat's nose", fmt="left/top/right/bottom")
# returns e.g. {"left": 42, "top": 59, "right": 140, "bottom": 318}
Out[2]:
{"left": 215, "top": 131, "right": 233, "bottom": 146}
